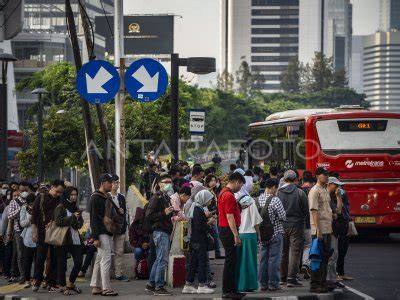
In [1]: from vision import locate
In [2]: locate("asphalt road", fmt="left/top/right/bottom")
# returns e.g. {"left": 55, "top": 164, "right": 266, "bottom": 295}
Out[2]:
{"left": 344, "top": 233, "right": 400, "bottom": 300}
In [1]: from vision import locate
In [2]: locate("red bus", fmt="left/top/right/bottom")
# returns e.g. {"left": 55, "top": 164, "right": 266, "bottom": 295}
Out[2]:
{"left": 248, "top": 106, "right": 400, "bottom": 234}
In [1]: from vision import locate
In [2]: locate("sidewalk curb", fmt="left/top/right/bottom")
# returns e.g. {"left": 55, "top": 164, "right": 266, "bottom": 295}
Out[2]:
{"left": 212, "top": 290, "right": 343, "bottom": 300}
{"left": 0, "top": 296, "right": 37, "bottom": 300}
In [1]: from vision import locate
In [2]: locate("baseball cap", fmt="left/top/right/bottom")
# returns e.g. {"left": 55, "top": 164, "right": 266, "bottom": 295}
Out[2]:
{"left": 234, "top": 168, "right": 245, "bottom": 176}
{"left": 99, "top": 173, "right": 117, "bottom": 183}
{"left": 315, "top": 167, "right": 329, "bottom": 176}
{"left": 283, "top": 169, "right": 297, "bottom": 181}
{"left": 328, "top": 177, "right": 345, "bottom": 186}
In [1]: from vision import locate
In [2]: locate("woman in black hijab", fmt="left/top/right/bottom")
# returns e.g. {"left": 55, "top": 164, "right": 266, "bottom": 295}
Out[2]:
{"left": 54, "top": 186, "right": 84, "bottom": 295}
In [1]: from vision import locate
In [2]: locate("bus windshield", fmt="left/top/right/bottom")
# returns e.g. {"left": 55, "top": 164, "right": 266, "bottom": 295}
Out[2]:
{"left": 316, "top": 118, "right": 400, "bottom": 155}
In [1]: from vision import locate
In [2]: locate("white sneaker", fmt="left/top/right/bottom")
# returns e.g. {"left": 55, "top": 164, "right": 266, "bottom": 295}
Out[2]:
{"left": 182, "top": 285, "right": 197, "bottom": 294}
{"left": 197, "top": 286, "right": 215, "bottom": 294}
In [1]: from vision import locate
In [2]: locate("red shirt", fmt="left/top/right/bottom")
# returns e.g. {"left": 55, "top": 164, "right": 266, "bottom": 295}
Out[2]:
{"left": 218, "top": 187, "right": 241, "bottom": 228}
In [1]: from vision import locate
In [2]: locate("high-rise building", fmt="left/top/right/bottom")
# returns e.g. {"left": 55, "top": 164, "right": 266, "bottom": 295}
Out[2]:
{"left": 220, "top": 0, "right": 299, "bottom": 94}
{"left": 12, "top": 0, "right": 113, "bottom": 128}
{"left": 349, "top": 35, "right": 364, "bottom": 94}
{"left": 380, "top": 0, "right": 400, "bottom": 31}
{"left": 299, "top": 0, "right": 352, "bottom": 71}
{"left": 363, "top": 31, "right": 400, "bottom": 111}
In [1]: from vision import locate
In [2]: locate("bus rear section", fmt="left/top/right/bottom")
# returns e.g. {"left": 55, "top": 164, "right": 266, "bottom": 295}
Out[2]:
{"left": 310, "top": 115, "right": 400, "bottom": 233}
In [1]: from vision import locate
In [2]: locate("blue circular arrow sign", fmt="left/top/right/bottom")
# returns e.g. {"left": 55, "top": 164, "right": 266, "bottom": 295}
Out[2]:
{"left": 125, "top": 58, "right": 169, "bottom": 102}
{"left": 76, "top": 60, "right": 120, "bottom": 104}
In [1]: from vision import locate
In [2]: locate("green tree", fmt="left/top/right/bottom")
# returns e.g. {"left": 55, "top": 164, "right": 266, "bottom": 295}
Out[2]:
{"left": 235, "top": 60, "right": 253, "bottom": 97}
{"left": 281, "top": 57, "right": 302, "bottom": 93}
{"left": 332, "top": 68, "right": 348, "bottom": 88}
{"left": 307, "top": 52, "right": 334, "bottom": 92}
{"left": 265, "top": 99, "right": 309, "bottom": 114}
{"left": 216, "top": 69, "right": 234, "bottom": 92}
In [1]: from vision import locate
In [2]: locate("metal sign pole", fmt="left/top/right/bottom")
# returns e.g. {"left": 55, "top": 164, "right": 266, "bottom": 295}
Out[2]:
{"left": 114, "top": 0, "right": 126, "bottom": 194}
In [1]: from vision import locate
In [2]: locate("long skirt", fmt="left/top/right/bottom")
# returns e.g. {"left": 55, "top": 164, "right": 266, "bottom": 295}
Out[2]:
{"left": 236, "top": 232, "right": 258, "bottom": 292}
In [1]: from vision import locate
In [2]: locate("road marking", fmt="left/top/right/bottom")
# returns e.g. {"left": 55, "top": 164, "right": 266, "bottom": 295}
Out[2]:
{"left": 345, "top": 286, "right": 375, "bottom": 300}
{"left": 0, "top": 283, "right": 25, "bottom": 294}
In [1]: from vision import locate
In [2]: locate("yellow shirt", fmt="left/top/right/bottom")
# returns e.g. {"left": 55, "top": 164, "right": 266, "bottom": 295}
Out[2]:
{"left": 308, "top": 184, "right": 332, "bottom": 235}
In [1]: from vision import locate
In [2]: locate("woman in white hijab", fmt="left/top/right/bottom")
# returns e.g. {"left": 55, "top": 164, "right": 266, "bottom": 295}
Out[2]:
{"left": 182, "top": 190, "right": 216, "bottom": 294}
{"left": 234, "top": 169, "right": 254, "bottom": 200}
{"left": 236, "top": 195, "right": 262, "bottom": 293}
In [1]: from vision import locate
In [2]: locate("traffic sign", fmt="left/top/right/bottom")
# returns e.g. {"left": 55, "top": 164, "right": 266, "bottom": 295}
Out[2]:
{"left": 189, "top": 109, "right": 205, "bottom": 134}
{"left": 125, "top": 58, "right": 168, "bottom": 102}
{"left": 76, "top": 60, "right": 120, "bottom": 104}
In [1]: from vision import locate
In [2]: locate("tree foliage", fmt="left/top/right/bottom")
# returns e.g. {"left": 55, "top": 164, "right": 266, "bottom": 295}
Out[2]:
{"left": 281, "top": 52, "right": 349, "bottom": 93}
{"left": 281, "top": 57, "right": 301, "bottom": 93}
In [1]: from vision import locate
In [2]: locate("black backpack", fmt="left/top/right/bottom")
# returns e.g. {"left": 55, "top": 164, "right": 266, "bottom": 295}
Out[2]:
{"left": 259, "top": 195, "right": 275, "bottom": 242}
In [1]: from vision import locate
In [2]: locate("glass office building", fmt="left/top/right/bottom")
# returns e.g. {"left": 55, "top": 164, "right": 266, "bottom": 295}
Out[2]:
{"left": 12, "top": 0, "right": 113, "bottom": 128}
{"left": 220, "top": 0, "right": 299, "bottom": 93}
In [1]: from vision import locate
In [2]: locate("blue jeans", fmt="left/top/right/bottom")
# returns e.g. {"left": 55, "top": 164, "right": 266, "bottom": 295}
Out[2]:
{"left": 148, "top": 231, "right": 170, "bottom": 289}
{"left": 212, "top": 223, "right": 221, "bottom": 257}
{"left": 259, "top": 234, "right": 283, "bottom": 289}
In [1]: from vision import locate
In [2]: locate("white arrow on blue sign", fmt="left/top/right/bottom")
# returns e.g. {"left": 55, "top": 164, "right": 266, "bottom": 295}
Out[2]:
{"left": 76, "top": 60, "right": 120, "bottom": 104}
{"left": 125, "top": 58, "right": 168, "bottom": 102}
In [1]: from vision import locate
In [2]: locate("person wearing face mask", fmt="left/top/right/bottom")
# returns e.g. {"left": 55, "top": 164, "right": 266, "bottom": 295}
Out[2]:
{"left": 20, "top": 193, "right": 37, "bottom": 288}
{"left": 54, "top": 186, "right": 84, "bottom": 295}
{"left": 8, "top": 186, "right": 29, "bottom": 284}
{"left": 170, "top": 186, "right": 192, "bottom": 222}
{"left": 1, "top": 189, "right": 17, "bottom": 280}
{"left": 109, "top": 176, "right": 130, "bottom": 282}
{"left": 144, "top": 173, "right": 174, "bottom": 296}
{"left": 31, "top": 179, "right": 65, "bottom": 292}
{"left": 218, "top": 172, "right": 246, "bottom": 299}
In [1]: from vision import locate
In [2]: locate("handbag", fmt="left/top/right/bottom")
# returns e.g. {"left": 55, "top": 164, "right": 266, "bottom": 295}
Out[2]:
{"left": 347, "top": 221, "right": 358, "bottom": 237}
{"left": 41, "top": 195, "right": 69, "bottom": 246}
{"left": 45, "top": 220, "right": 69, "bottom": 246}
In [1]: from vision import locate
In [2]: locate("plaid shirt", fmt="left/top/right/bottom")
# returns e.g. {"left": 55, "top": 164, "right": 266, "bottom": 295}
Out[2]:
{"left": 7, "top": 198, "right": 26, "bottom": 232}
{"left": 258, "top": 193, "right": 286, "bottom": 238}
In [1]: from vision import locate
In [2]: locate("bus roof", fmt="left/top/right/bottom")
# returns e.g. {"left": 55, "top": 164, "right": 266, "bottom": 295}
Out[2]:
{"left": 249, "top": 107, "right": 400, "bottom": 129}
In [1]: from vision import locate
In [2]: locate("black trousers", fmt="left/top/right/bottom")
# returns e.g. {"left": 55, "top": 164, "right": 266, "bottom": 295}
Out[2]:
{"left": 219, "top": 227, "right": 237, "bottom": 294}
{"left": 337, "top": 235, "right": 349, "bottom": 276}
{"left": 186, "top": 242, "right": 208, "bottom": 284}
{"left": 56, "top": 245, "right": 83, "bottom": 286}
{"left": 81, "top": 245, "right": 96, "bottom": 273}
{"left": 34, "top": 243, "right": 57, "bottom": 286}
{"left": 23, "top": 246, "right": 36, "bottom": 282}
{"left": 3, "top": 241, "right": 13, "bottom": 277}
{"left": 310, "top": 234, "right": 331, "bottom": 289}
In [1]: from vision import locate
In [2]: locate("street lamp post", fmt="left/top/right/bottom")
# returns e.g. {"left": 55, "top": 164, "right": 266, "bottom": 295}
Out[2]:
{"left": 32, "top": 88, "right": 49, "bottom": 183}
{"left": 170, "top": 54, "right": 216, "bottom": 163}
{"left": 0, "top": 53, "right": 17, "bottom": 181}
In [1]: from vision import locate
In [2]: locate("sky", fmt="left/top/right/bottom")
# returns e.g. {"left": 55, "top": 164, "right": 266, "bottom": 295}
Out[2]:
{"left": 123, "top": 0, "right": 380, "bottom": 84}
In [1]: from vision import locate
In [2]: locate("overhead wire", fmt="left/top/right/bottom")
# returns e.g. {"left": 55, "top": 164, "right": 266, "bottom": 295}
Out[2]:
{"left": 0, "top": 0, "right": 22, "bottom": 29}
{"left": 78, "top": 0, "right": 95, "bottom": 60}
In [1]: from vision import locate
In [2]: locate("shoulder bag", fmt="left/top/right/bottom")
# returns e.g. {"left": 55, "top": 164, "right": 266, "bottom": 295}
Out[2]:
{"left": 43, "top": 197, "right": 69, "bottom": 246}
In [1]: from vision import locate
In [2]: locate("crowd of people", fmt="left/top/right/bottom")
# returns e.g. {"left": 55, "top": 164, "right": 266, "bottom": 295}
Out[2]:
{"left": 0, "top": 159, "right": 354, "bottom": 298}
{"left": 0, "top": 175, "right": 130, "bottom": 296}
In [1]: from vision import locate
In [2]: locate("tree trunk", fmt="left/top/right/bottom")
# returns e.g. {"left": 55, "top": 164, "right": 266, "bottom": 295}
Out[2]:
{"left": 78, "top": 0, "right": 115, "bottom": 175}
{"left": 65, "top": 0, "right": 100, "bottom": 190}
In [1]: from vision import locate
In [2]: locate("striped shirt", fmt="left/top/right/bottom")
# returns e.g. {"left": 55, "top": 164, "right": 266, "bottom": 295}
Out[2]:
{"left": 258, "top": 193, "right": 286, "bottom": 238}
